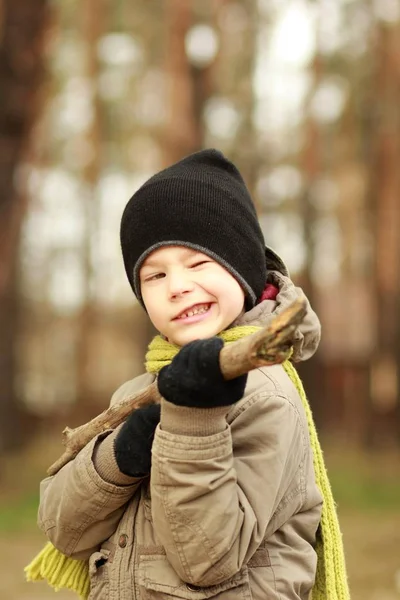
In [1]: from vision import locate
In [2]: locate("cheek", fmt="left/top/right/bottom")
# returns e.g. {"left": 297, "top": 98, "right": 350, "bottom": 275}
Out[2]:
{"left": 143, "top": 302, "right": 168, "bottom": 336}
{"left": 225, "top": 281, "right": 245, "bottom": 312}
{"left": 229, "top": 291, "right": 246, "bottom": 316}
{"left": 205, "top": 273, "right": 245, "bottom": 310}
{"left": 142, "top": 291, "right": 160, "bottom": 322}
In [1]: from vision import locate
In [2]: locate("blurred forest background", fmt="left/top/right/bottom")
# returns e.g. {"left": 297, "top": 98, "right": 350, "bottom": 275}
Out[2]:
{"left": 0, "top": 0, "right": 399, "bottom": 598}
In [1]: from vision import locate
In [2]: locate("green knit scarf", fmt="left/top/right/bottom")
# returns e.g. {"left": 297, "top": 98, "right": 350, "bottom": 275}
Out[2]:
{"left": 25, "top": 325, "right": 350, "bottom": 600}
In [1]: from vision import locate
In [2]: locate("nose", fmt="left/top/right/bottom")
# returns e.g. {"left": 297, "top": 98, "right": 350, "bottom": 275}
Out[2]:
{"left": 167, "top": 270, "right": 194, "bottom": 300}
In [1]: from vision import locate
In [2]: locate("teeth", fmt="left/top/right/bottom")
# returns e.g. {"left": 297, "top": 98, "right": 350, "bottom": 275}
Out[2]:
{"left": 180, "top": 304, "right": 209, "bottom": 318}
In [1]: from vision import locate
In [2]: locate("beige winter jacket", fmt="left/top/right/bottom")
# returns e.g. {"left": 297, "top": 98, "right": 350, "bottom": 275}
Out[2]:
{"left": 38, "top": 273, "right": 323, "bottom": 600}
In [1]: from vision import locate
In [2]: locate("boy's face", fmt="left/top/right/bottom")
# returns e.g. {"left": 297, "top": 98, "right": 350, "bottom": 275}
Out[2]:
{"left": 140, "top": 246, "right": 245, "bottom": 346}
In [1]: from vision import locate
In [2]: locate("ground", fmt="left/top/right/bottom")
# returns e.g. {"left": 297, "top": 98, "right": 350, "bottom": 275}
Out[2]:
{"left": 1, "top": 510, "right": 399, "bottom": 599}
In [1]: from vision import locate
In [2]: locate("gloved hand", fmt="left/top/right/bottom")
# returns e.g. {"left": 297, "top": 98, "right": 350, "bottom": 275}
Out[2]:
{"left": 114, "top": 404, "right": 160, "bottom": 477}
{"left": 157, "top": 337, "right": 247, "bottom": 409}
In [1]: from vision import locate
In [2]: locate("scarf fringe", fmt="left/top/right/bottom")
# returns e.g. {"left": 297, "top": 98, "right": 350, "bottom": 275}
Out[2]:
{"left": 25, "top": 541, "right": 90, "bottom": 599}
{"left": 26, "top": 326, "right": 349, "bottom": 599}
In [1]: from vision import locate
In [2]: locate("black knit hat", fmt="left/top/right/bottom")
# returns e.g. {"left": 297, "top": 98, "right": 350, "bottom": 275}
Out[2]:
{"left": 120, "top": 149, "right": 287, "bottom": 309}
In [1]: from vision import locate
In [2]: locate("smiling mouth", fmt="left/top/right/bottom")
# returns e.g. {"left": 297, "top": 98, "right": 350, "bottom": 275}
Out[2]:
{"left": 174, "top": 303, "right": 212, "bottom": 320}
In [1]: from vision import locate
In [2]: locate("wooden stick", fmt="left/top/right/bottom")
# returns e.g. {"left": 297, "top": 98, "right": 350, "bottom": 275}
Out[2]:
{"left": 47, "top": 297, "right": 307, "bottom": 476}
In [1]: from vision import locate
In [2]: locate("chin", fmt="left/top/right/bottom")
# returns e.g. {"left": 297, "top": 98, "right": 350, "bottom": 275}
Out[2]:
{"left": 174, "top": 327, "right": 223, "bottom": 347}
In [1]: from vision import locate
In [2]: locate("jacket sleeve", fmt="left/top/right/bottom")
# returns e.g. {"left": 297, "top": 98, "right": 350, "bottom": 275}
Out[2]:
{"left": 150, "top": 387, "right": 306, "bottom": 587}
{"left": 38, "top": 430, "right": 143, "bottom": 560}
{"left": 37, "top": 376, "right": 155, "bottom": 560}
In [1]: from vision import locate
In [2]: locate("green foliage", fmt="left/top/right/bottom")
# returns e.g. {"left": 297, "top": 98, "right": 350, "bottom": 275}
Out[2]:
{"left": 330, "top": 468, "right": 400, "bottom": 512}
{"left": 0, "top": 493, "right": 39, "bottom": 533}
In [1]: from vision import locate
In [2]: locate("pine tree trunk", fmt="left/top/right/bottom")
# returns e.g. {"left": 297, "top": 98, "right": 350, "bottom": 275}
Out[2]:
{"left": 369, "top": 23, "right": 400, "bottom": 447}
{"left": 73, "top": 0, "right": 104, "bottom": 414}
{"left": 0, "top": 0, "right": 49, "bottom": 452}
{"left": 162, "top": 0, "right": 202, "bottom": 165}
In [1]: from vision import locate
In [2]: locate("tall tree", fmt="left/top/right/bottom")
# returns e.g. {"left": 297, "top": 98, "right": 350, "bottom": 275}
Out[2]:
{"left": 0, "top": 0, "right": 49, "bottom": 452}
{"left": 162, "top": 0, "right": 198, "bottom": 165}
{"left": 74, "top": 0, "right": 104, "bottom": 414}
{"left": 368, "top": 21, "right": 400, "bottom": 446}
{"left": 162, "top": 0, "right": 217, "bottom": 165}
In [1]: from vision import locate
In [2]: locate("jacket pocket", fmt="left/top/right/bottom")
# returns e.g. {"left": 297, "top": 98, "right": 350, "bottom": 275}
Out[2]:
{"left": 143, "top": 487, "right": 153, "bottom": 523}
{"left": 138, "top": 552, "right": 252, "bottom": 599}
{"left": 88, "top": 548, "right": 110, "bottom": 600}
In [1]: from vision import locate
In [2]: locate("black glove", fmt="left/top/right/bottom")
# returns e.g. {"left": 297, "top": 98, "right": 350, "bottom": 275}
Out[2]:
{"left": 157, "top": 337, "right": 247, "bottom": 409}
{"left": 114, "top": 404, "right": 160, "bottom": 477}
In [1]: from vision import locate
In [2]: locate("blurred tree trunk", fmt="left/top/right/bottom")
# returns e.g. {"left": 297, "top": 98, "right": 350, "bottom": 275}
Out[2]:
{"left": 162, "top": 0, "right": 215, "bottom": 165}
{"left": 0, "top": 0, "right": 49, "bottom": 452}
{"left": 296, "top": 51, "right": 322, "bottom": 424}
{"left": 367, "top": 23, "right": 400, "bottom": 447}
{"left": 162, "top": 0, "right": 198, "bottom": 165}
{"left": 74, "top": 0, "right": 104, "bottom": 416}
{"left": 223, "top": 0, "right": 260, "bottom": 201}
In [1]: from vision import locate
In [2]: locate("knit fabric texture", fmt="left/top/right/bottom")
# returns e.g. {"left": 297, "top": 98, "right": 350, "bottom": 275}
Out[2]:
{"left": 114, "top": 403, "right": 161, "bottom": 477}
{"left": 120, "top": 149, "right": 267, "bottom": 310}
{"left": 157, "top": 337, "right": 248, "bottom": 408}
{"left": 25, "top": 327, "right": 350, "bottom": 600}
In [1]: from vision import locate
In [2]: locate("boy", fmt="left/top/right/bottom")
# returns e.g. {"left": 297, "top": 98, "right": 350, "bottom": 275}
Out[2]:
{"left": 32, "top": 149, "right": 349, "bottom": 599}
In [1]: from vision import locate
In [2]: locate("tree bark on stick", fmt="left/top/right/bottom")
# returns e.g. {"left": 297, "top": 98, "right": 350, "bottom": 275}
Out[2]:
{"left": 47, "top": 297, "right": 307, "bottom": 476}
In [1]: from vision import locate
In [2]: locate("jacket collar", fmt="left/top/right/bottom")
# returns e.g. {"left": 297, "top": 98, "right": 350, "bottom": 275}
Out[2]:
{"left": 234, "top": 271, "right": 321, "bottom": 363}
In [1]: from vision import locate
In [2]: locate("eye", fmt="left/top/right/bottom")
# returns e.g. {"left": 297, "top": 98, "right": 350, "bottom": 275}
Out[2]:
{"left": 143, "top": 272, "right": 165, "bottom": 282}
{"left": 189, "top": 260, "right": 211, "bottom": 269}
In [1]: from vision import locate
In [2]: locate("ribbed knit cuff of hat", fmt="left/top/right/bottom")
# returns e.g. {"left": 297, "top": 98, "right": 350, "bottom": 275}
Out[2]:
{"left": 160, "top": 398, "right": 229, "bottom": 437}
{"left": 92, "top": 427, "right": 145, "bottom": 486}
